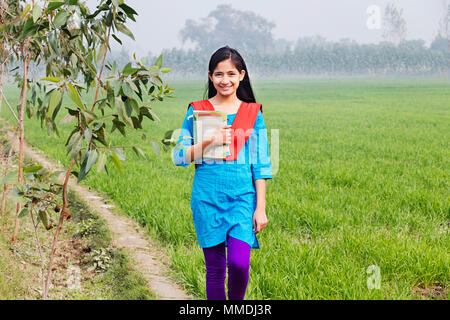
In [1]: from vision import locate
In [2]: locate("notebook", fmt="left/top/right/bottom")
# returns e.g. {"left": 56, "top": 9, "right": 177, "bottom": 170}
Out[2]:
{"left": 193, "top": 110, "right": 231, "bottom": 159}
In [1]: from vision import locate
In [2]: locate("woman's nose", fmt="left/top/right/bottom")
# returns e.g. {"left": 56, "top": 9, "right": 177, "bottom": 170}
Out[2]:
{"left": 221, "top": 77, "right": 231, "bottom": 84}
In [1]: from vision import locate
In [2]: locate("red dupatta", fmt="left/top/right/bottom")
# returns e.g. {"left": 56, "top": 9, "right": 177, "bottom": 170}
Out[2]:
{"left": 188, "top": 100, "right": 262, "bottom": 161}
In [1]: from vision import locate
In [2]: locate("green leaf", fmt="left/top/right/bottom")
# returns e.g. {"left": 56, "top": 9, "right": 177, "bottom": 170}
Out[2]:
{"left": 23, "top": 166, "right": 43, "bottom": 173}
{"left": 115, "top": 22, "right": 135, "bottom": 40}
{"left": 160, "top": 68, "right": 172, "bottom": 73}
{"left": 140, "top": 107, "right": 160, "bottom": 122}
{"left": 22, "top": 18, "right": 38, "bottom": 38}
{"left": 53, "top": 11, "right": 70, "bottom": 28}
{"left": 33, "top": 5, "right": 42, "bottom": 23}
{"left": 154, "top": 54, "right": 163, "bottom": 68}
{"left": 112, "top": 80, "right": 121, "bottom": 97}
{"left": 128, "top": 80, "right": 139, "bottom": 94}
{"left": 41, "top": 77, "right": 61, "bottom": 83}
{"left": 66, "top": 132, "right": 83, "bottom": 159}
{"left": 119, "top": 3, "right": 138, "bottom": 21}
{"left": 1, "top": 171, "right": 17, "bottom": 184}
{"left": 70, "top": 53, "right": 78, "bottom": 67}
{"left": 97, "top": 43, "right": 107, "bottom": 64}
{"left": 47, "top": 2, "right": 65, "bottom": 11}
{"left": 18, "top": 208, "right": 30, "bottom": 219}
{"left": 97, "top": 152, "right": 107, "bottom": 173}
{"left": 71, "top": 137, "right": 83, "bottom": 160}
{"left": 111, "top": 34, "right": 122, "bottom": 45}
{"left": 48, "top": 90, "right": 62, "bottom": 118}
{"left": 122, "top": 65, "right": 138, "bottom": 77}
{"left": 151, "top": 75, "right": 163, "bottom": 87}
{"left": 38, "top": 211, "right": 52, "bottom": 230}
{"left": 67, "top": 83, "right": 84, "bottom": 109}
{"left": 111, "top": 118, "right": 126, "bottom": 136}
{"left": 78, "top": 149, "right": 98, "bottom": 182}
{"left": 121, "top": 82, "right": 133, "bottom": 97}
{"left": 110, "top": 151, "right": 123, "bottom": 177}
{"left": 129, "top": 98, "right": 139, "bottom": 114}
{"left": 22, "top": 4, "right": 32, "bottom": 19}
{"left": 81, "top": 109, "right": 98, "bottom": 120}
{"left": 84, "top": 128, "right": 92, "bottom": 146}
{"left": 131, "top": 116, "right": 142, "bottom": 129}
{"left": 132, "top": 146, "right": 147, "bottom": 160}
{"left": 111, "top": 148, "right": 126, "bottom": 161}
{"left": 111, "top": 61, "right": 117, "bottom": 74}
{"left": 94, "top": 126, "right": 108, "bottom": 147}
{"left": 48, "top": 31, "right": 60, "bottom": 55}
{"left": 124, "top": 99, "right": 132, "bottom": 117}
{"left": 85, "top": 149, "right": 98, "bottom": 174}
{"left": 105, "top": 10, "right": 113, "bottom": 27}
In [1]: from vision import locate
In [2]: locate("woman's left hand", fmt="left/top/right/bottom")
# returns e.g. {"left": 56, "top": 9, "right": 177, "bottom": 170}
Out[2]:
{"left": 253, "top": 207, "right": 268, "bottom": 234}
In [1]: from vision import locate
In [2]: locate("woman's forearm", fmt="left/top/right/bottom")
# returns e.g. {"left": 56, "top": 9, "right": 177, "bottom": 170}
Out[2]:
{"left": 254, "top": 179, "right": 267, "bottom": 209}
{"left": 185, "top": 138, "right": 214, "bottom": 164}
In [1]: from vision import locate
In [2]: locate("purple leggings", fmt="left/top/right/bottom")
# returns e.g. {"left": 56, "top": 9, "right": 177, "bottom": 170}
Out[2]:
{"left": 202, "top": 235, "right": 251, "bottom": 300}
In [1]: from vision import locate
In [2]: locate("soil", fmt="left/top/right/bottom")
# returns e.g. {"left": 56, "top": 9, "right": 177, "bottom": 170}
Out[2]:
{"left": 412, "top": 283, "right": 449, "bottom": 300}
{"left": 5, "top": 129, "right": 192, "bottom": 300}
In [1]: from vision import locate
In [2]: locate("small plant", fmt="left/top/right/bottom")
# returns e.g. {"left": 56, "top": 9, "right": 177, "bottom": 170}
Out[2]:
{"left": 88, "top": 248, "right": 112, "bottom": 274}
{"left": 73, "top": 218, "right": 96, "bottom": 237}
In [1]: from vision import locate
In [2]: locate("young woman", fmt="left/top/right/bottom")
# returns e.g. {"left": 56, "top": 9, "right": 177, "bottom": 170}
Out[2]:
{"left": 173, "top": 46, "right": 273, "bottom": 300}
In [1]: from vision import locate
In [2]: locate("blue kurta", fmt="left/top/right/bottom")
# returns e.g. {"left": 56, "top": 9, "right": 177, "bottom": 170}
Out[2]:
{"left": 173, "top": 105, "right": 273, "bottom": 249}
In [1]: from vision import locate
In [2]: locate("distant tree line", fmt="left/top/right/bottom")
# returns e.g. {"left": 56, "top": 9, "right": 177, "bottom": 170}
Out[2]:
{"left": 7, "top": 3, "right": 450, "bottom": 79}
{"left": 143, "top": 36, "right": 449, "bottom": 78}
{"left": 150, "top": 3, "right": 450, "bottom": 77}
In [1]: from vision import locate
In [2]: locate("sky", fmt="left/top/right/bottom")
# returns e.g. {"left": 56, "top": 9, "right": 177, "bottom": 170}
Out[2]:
{"left": 85, "top": 0, "right": 446, "bottom": 56}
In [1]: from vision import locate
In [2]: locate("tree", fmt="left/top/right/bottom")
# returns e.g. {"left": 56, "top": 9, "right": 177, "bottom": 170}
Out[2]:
{"left": 1, "top": 0, "right": 33, "bottom": 244}
{"left": 2, "top": 0, "right": 174, "bottom": 299}
{"left": 430, "top": 34, "right": 449, "bottom": 52}
{"left": 0, "top": 0, "right": 7, "bottom": 116}
{"left": 437, "top": 0, "right": 450, "bottom": 50}
{"left": 179, "top": 4, "right": 276, "bottom": 54}
{"left": 382, "top": 2, "right": 407, "bottom": 46}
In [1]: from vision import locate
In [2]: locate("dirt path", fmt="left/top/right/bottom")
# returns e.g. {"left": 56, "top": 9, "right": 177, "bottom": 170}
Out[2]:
{"left": 6, "top": 130, "right": 192, "bottom": 300}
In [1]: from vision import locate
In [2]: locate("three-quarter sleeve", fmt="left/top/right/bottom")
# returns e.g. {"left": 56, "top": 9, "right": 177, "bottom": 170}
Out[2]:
{"left": 173, "top": 105, "right": 194, "bottom": 167}
{"left": 250, "top": 110, "right": 273, "bottom": 180}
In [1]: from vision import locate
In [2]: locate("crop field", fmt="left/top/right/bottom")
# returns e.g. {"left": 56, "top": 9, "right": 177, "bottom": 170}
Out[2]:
{"left": 1, "top": 77, "right": 449, "bottom": 299}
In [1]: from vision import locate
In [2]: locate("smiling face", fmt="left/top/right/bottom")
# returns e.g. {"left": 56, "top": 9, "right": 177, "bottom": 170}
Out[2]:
{"left": 208, "top": 58, "right": 246, "bottom": 98}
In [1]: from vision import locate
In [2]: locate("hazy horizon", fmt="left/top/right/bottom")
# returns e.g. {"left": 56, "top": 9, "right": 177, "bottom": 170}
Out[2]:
{"left": 84, "top": 0, "right": 447, "bottom": 57}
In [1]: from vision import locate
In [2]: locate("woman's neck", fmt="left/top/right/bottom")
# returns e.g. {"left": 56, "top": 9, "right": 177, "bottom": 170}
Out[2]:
{"left": 209, "top": 94, "right": 240, "bottom": 109}
{"left": 209, "top": 95, "right": 242, "bottom": 114}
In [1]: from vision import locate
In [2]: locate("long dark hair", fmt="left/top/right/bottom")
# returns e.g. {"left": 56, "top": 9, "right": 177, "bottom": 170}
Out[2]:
{"left": 204, "top": 46, "right": 256, "bottom": 103}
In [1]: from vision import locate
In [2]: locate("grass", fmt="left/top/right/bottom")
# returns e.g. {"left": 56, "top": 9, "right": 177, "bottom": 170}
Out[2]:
{"left": 0, "top": 76, "right": 449, "bottom": 299}
{"left": 0, "top": 230, "right": 34, "bottom": 299}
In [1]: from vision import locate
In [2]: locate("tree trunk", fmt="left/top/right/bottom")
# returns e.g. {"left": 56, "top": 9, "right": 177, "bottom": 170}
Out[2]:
{"left": 43, "top": 158, "right": 76, "bottom": 299}
{"left": 0, "top": 57, "right": 4, "bottom": 116}
{"left": 1, "top": 126, "right": 18, "bottom": 216}
{"left": 11, "top": 52, "right": 29, "bottom": 243}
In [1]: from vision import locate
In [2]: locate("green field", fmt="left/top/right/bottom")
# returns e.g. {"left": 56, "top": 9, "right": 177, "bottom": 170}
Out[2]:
{"left": 1, "top": 77, "right": 449, "bottom": 299}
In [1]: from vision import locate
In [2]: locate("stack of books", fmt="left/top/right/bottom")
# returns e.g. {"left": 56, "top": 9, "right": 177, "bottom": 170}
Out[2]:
{"left": 193, "top": 111, "right": 231, "bottom": 159}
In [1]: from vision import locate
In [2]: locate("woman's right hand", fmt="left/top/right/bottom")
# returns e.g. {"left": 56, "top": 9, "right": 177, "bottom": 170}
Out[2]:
{"left": 210, "top": 125, "right": 232, "bottom": 146}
